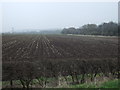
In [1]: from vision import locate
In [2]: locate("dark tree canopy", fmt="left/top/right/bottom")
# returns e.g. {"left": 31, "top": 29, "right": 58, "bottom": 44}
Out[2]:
{"left": 61, "top": 22, "right": 118, "bottom": 36}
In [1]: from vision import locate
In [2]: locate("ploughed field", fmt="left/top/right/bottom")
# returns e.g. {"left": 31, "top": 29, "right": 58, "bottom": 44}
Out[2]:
{"left": 2, "top": 34, "right": 118, "bottom": 61}
{"left": 2, "top": 34, "right": 118, "bottom": 88}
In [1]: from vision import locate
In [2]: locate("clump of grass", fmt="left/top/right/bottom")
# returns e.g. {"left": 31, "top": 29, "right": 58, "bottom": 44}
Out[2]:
{"left": 69, "top": 79, "right": 119, "bottom": 88}
{"left": 69, "top": 83, "right": 96, "bottom": 88}
{"left": 99, "top": 79, "right": 119, "bottom": 88}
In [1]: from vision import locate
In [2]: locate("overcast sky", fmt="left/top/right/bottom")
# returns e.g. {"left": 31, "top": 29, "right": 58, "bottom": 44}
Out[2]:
{"left": 2, "top": 2, "right": 118, "bottom": 32}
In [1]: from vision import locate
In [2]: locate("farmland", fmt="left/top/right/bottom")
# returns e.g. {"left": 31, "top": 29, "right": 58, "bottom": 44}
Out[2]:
{"left": 2, "top": 34, "right": 119, "bottom": 89}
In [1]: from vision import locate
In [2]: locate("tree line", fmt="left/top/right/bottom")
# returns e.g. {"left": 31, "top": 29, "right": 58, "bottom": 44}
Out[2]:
{"left": 61, "top": 22, "right": 119, "bottom": 36}
{"left": 3, "top": 58, "right": 118, "bottom": 89}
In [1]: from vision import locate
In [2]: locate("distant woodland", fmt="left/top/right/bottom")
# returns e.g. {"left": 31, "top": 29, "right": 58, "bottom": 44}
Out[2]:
{"left": 61, "top": 22, "right": 119, "bottom": 36}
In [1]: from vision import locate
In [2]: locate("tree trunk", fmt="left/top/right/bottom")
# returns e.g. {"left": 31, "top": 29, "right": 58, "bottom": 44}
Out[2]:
{"left": 26, "top": 83, "right": 29, "bottom": 90}
{"left": 90, "top": 74, "right": 94, "bottom": 81}
{"left": 10, "top": 80, "right": 13, "bottom": 87}
{"left": 71, "top": 74, "right": 75, "bottom": 84}
{"left": 75, "top": 74, "right": 79, "bottom": 84}
{"left": 94, "top": 73, "right": 97, "bottom": 78}
{"left": 20, "top": 80, "right": 26, "bottom": 88}
{"left": 81, "top": 74, "right": 85, "bottom": 84}
{"left": 64, "top": 76, "right": 68, "bottom": 84}
{"left": 44, "top": 78, "right": 47, "bottom": 88}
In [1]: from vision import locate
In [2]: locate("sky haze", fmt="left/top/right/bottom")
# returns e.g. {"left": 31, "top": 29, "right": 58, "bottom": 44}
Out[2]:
{"left": 2, "top": 2, "right": 118, "bottom": 32}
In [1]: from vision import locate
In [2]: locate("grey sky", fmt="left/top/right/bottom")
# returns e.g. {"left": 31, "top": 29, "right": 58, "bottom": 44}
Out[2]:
{"left": 2, "top": 2, "right": 118, "bottom": 32}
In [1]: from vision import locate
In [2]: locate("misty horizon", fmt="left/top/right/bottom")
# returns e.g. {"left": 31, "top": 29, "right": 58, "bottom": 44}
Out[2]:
{"left": 2, "top": 2, "right": 118, "bottom": 33}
